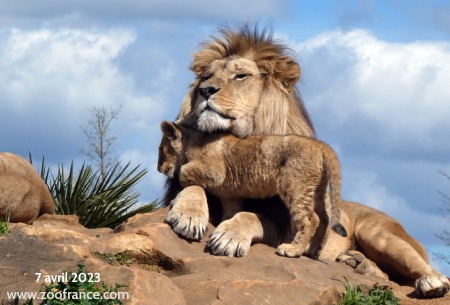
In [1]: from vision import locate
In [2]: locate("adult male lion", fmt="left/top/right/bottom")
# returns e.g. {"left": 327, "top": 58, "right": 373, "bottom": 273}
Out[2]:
{"left": 164, "top": 25, "right": 449, "bottom": 298}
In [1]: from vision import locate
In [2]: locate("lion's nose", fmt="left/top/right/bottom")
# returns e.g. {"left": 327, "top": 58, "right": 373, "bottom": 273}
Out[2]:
{"left": 199, "top": 86, "right": 220, "bottom": 99}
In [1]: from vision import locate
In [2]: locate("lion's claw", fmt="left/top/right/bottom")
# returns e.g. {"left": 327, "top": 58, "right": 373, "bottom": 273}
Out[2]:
{"left": 415, "top": 272, "right": 450, "bottom": 298}
{"left": 165, "top": 210, "right": 207, "bottom": 240}
{"left": 207, "top": 219, "right": 251, "bottom": 257}
{"left": 165, "top": 186, "right": 209, "bottom": 241}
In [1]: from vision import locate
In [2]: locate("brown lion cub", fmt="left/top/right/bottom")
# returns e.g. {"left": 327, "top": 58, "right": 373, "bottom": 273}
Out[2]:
{"left": 158, "top": 121, "right": 347, "bottom": 258}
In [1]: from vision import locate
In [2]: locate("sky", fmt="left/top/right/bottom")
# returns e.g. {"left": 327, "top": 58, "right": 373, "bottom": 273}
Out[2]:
{"left": 1, "top": 0, "right": 449, "bottom": 274}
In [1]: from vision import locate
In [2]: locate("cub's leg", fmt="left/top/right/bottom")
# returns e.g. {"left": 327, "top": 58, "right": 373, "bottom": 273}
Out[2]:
{"left": 353, "top": 212, "right": 449, "bottom": 297}
{"left": 165, "top": 185, "right": 209, "bottom": 241}
{"left": 178, "top": 161, "right": 222, "bottom": 188}
{"left": 207, "top": 211, "right": 280, "bottom": 257}
{"left": 306, "top": 185, "right": 330, "bottom": 259}
{"left": 276, "top": 186, "right": 317, "bottom": 258}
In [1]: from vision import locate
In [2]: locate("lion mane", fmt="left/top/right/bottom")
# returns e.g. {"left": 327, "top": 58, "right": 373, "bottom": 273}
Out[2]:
{"left": 178, "top": 25, "right": 316, "bottom": 139}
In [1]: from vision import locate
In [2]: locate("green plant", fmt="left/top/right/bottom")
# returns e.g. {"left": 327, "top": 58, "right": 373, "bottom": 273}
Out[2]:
{"left": 21, "top": 265, "right": 126, "bottom": 305}
{"left": 0, "top": 212, "right": 10, "bottom": 234}
{"left": 31, "top": 155, "right": 160, "bottom": 229}
{"left": 339, "top": 278, "right": 399, "bottom": 305}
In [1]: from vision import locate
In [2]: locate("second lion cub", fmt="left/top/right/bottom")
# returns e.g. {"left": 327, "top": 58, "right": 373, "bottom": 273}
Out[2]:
{"left": 158, "top": 121, "right": 347, "bottom": 258}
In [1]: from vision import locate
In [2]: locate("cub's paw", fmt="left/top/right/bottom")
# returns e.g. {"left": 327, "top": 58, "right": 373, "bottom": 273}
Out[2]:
{"left": 165, "top": 186, "right": 208, "bottom": 241}
{"left": 276, "top": 243, "right": 302, "bottom": 258}
{"left": 415, "top": 271, "right": 450, "bottom": 298}
{"left": 207, "top": 219, "right": 252, "bottom": 257}
{"left": 336, "top": 250, "right": 388, "bottom": 280}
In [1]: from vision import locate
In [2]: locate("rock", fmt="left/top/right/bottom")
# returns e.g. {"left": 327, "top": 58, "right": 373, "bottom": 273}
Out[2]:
{"left": 0, "top": 207, "right": 449, "bottom": 305}
{"left": 0, "top": 153, "right": 55, "bottom": 223}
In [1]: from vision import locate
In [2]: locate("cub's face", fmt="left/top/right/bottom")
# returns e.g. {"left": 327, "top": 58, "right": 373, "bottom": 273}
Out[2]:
{"left": 194, "top": 57, "right": 264, "bottom": 138}
{"left": 157, "top": 121, "right": 184, "bottom": 178}
{"left": 157, "top": 132, "right": 184, "bottom": 179}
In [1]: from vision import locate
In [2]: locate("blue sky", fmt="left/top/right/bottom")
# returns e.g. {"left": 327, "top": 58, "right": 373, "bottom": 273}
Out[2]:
{"left": 0, "top": 0, "right": 449, "bottom": 275}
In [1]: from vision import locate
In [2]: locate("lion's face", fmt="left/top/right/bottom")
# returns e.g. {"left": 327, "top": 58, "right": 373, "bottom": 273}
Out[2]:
{"left": 194, "top": 58, "right": 264, "bottom": 138}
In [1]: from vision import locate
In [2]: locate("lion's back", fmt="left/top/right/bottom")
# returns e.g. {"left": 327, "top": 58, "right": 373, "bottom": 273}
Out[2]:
{"left": 0, "top": 152, "right": 55, "bottom": 223}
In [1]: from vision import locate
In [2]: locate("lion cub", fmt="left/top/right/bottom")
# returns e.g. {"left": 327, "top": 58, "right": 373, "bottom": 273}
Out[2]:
{"left": 158, "top": 121, "right": 347, "bottom": 258}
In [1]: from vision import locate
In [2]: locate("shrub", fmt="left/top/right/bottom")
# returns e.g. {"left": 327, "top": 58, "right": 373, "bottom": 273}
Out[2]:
{"left": 32, "top": 156, "right": 159, "bottom": 229}
{"left": 339, "top": 278, "right": 399, "bottom": 305}
{"left": 0, "top": 212, "right": 10, "bottom": 234}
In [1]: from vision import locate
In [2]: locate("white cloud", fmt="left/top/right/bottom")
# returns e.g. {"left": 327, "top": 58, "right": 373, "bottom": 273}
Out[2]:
{"left": 0, "top": 27, "right": 137, "bottom": 114}
{"left": 0, "top": 27, "right": 170, "bottom": 175}
{"left": 295, "top": 29, "right": 450, "bottom": 155}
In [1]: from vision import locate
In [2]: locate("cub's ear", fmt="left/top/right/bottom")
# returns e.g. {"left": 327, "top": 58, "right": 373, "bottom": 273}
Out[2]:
{"left": 160, "top": 121, "right": 182, "bottom": 140}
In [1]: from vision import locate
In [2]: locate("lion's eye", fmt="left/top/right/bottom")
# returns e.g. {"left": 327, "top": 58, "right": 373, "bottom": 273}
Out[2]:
{"left": 200, "top": 74, "right": 212, "bottom": 82}
{"left": 234, "top": 73, "right": 249, "bottom": 81}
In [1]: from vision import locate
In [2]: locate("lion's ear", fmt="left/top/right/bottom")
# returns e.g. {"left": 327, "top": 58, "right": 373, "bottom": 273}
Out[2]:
{"left": 259, "top": 58, "right": 300, "bottom": 91}
{"left": 276, "top": 60, "right": 300, "bottom": 91}
{"left": 161, "top": 121, "right": 182, "bottom": 140}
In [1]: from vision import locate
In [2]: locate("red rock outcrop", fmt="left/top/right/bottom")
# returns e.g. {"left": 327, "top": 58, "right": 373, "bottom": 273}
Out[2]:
{"left": 0, "top": 208, "right": 448, "bottom": 305}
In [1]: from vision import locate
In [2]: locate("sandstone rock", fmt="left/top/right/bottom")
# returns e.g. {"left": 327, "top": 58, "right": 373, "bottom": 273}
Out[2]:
{"left": 0, "top": 207, "right": 448, "bottom": 305}
{"left": 0, "top": 153, "right": 55, "bottom": 223}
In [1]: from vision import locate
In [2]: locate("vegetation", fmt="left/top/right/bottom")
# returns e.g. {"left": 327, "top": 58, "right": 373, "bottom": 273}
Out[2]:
{"left": 19, "top": 265, "right": 126, "bottom": 305}
{"left": 435, "top": 170, "right": 450, "bottom": 265}
{"left": 0, "top": 212, "right": 10, "bottom": 234}
{"left": 80, "top": 105, "right": 122, "bottom": 180}
{"left": 32, "top": 156, "right": 159, "bottom": 229}
{"left": 338, "top": 278, "right": 399, "bottom": 305}
{"left": 28, "top": 105, "right": 159, "bottom": 229}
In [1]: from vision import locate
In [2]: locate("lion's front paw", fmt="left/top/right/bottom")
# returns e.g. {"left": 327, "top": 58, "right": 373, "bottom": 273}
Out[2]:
{"left": 165, "top": 186, "right": 208, "bottom": 241}
{"left": 336, "top": 250, "right": 388, "bottom": 280}
{"left": 415, "top": 272, "right": 450, "bottom": 298}
{"left": 207, "top": 219, "right": 252, "bottom": 257}
{"left": 276, "top": 243, "right": 302, "bottom": 258}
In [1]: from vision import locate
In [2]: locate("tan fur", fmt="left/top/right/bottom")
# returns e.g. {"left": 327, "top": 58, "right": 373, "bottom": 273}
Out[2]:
{"left": 178, "top": 26, "right": 314, "bottom": 138}
{"left": 164, "top": 25, "right": 449, "bottom": 297}
{"left": 159, "top": 121, "right": 347, "bottom": 258}
{"left": 0, "top": 152, "right": 55, "bottom": 223}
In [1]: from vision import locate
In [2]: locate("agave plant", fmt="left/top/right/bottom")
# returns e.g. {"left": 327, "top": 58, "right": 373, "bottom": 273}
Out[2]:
{"left": 31, "top": 155, "right": 159, "bottom": 228}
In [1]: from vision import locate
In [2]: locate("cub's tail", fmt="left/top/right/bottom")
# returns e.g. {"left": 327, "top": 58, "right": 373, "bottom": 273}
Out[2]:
{"left": 323, "top": 145, "right": 348, "bottom": 238}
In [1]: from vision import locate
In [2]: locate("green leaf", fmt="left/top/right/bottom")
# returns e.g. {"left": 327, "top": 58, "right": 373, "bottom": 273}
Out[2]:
{"left": 31, "top": 156, "right": 161, "bottom": 229}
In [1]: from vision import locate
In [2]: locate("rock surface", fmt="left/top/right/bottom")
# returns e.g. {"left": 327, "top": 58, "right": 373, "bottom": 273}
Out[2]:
{"left": 0, "top": 208, "right": 449, "bottom": 305}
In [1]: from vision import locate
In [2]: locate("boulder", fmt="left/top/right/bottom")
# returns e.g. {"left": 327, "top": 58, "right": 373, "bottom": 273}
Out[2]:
{"left": 0, "top": 208, "right": 448, "bottom": 305}
{"left": 0, "top": 153, "right": 55, "bottom": 223}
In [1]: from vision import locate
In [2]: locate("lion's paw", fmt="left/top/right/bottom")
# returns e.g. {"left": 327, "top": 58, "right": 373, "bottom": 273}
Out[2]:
{"left": 276, "top": 243, "right": 302, "bottom": 258}
{"left": 336, "top": 250, "right": 388, "bottom": 280}
{"left": 415, "top": 271, "right": 450, "bottom": 298}
{"left": 165, "top": 186, "right": 208, "bottom": 241}
{"left": 207, "top": 219, "right": 252, "bottom": 257}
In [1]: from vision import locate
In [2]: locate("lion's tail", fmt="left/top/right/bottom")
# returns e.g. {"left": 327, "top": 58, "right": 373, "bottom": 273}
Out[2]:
{"left": 323, "top": 145, "right": 347, "bottom": 238}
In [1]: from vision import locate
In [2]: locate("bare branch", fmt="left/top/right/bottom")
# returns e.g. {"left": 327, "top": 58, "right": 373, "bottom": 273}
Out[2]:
{"left": 435, "top": 170, "right": 450, "bottom": 265}
{"left": 79, "top": 105, "right": 122, "bottom": 179}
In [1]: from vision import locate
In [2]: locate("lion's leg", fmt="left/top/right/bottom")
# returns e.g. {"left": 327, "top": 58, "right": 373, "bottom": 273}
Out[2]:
{"left": 353, "top": 213, "right": 449, "bottom": 297}
{"left": 165, "top": 185, "right": 209, "bottom": 241}
{"left": 207, "top": 211, "right": 280, "bottom": 257}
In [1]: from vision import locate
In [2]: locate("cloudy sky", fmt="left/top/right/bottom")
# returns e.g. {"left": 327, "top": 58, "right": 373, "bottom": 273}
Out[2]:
{"left": 1, "top": 1, "right": 449, "bottom": 274}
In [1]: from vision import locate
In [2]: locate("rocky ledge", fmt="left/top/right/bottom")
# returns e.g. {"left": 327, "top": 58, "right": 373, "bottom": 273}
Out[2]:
{"left": 0, "top": 208, "right": 449, "bottom": 305}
